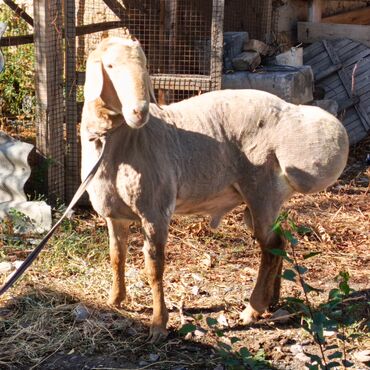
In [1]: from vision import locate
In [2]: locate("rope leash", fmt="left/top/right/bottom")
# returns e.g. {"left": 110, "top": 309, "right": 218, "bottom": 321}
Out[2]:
{"left": 0, "top": 139, "right": 107, "bottom": 297}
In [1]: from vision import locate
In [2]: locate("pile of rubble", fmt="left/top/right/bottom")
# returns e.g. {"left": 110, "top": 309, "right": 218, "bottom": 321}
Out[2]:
{"left": 222, "top": 32, "right": 312, "bottom": 105}
{"left": 222, "top": 32, "right": 370, "bottom": 145}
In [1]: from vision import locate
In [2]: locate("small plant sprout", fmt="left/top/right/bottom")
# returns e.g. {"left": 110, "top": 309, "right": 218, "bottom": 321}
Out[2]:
{"left": 271, "top": 212, "right": 359, "bottom": 369}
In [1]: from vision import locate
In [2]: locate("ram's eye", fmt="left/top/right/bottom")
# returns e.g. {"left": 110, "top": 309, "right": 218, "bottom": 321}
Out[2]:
{"left": 106, "top": 64, "right": 113, "bottom": 69}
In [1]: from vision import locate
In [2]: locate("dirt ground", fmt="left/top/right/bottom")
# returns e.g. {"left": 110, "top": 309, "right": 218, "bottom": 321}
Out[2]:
{"left": 0, "top": 137, "right": 369, "bottom": 369}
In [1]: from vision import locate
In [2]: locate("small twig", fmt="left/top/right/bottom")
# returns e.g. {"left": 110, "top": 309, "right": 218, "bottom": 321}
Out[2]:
{"left": 257, "top": 310, "right": 303, "bottom": 324}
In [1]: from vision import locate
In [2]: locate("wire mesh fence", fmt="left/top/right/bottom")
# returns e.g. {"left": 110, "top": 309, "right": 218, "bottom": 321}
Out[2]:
{"left": 1, "top": 0, "right": 273, "bottom": 202}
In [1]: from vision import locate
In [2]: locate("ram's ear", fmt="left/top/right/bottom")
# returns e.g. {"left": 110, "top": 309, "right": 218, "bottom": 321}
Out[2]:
{"left": 84, "top": 50, "right": 104, "bottom": 102}
{"left": 145, "top": 72, "right": 162, "bottom": 109}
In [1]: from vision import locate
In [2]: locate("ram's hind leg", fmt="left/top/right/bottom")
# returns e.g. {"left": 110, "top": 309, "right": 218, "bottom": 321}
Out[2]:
{"left": 106, "top": 218, "right": 130, "bottom": 307}
{"left": 239, "top": 172, "right": 293, "bottom": 324}
{"left": 240, "top": 207, "right": 285, "bottom": 324}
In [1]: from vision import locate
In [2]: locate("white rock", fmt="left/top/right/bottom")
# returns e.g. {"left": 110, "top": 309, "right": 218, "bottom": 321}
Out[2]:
{"left": 290, "top": 343, "right": 304, "bottom": 355}
{"left": 295, "top": 352, "right": 310, "bottom": 362}
{"left": 0, "top": 261, "right": 13, "bottom": 274}
{"left": 148, "top": 353, "right": 160, "bottom": 362}
{"left": 217, "top": 314, "right": 229, "bottom": 327}
{"left": 194, "top": 329, "right": 206, "bottom": 337}
{"left": 126, "top": 267, "right": 139, "bottom": 279}
{"left": 323, "top": 330, "right": 336, "bottom": 337}
{"left": 191, "top": 273, "right": 203, "bottom": 282}
{"left": 353, "top": 350, "right": 370, "bottom": 363}
{"left": 13, "top": 260, "right": 24, "bottom": 269}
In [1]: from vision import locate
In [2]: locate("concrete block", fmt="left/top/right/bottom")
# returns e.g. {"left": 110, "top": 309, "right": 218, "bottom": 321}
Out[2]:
{"left": 222, "top": 65, "right": 314, "bottom": 104}
{"left": 232, "top": 51, "right": 261, "bottom": 71}
{"left": 223, "top": 32, "right": 249, "bottom": 70}
{"left": 275, "top": 47, "right": 303, "bottom": 66}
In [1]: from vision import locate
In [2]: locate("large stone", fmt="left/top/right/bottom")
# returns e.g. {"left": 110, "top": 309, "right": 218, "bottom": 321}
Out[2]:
{"left": 223, "top": 32, "right": 249, "bottom": 71}
{"left": 0, "top": 132, "right": 52, "bottom": 234}
{"left": 232, "top": 51, "right": 261, "bottom": 71}
{"left": 222, "top": 65, "right": 314, "bottom": 104}
{"left": 244, "top": 39, "right": 270, "bottom": 56}
{"left": 0, "top": 201, "right": 52, "bottom": 234}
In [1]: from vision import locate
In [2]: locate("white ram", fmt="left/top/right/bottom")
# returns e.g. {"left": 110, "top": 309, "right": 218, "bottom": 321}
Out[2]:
{"left": 81, "top": 34, "right": 349, "bottom": 342}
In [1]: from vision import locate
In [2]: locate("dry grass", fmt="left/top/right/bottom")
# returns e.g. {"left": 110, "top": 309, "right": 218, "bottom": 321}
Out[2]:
{"left": 0, "top": 138, "right": 369, "bottom": 369}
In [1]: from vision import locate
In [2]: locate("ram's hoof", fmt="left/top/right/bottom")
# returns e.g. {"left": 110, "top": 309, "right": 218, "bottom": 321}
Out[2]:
{"left": 240, "top": 304, "right": 261, "bottom": 325}
{"left": 107, "top": 294, "right": 126, "bottom": 308}
{"left": 147, "top": 326, "right": 168, "bottom": 344}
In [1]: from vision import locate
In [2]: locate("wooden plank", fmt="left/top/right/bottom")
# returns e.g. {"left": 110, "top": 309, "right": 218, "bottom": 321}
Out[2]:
{"left": 157, "top": 0, "right": 178, "bottom": 104}
{"left": 0, "top": 34, "right": 33, "bottom": 46}
{"left": 305, "top": 50, "right": 331, "bottom": 68}
{"left": 76, "top": 21, "right": 125, "bottom": 36}
{"left": 322, "top": 6, "right": 370, "bottom": 25}
{"left": 303, "top": 42, "right": 325, "bottom": 61}
{"left": 210, "top": 0, "right": 225, "bottom": 91}
{"left": 323, "top": 40, "right": 370, "bottom": 130}
{"left": 0, "top": 21, "right": 127, "bottom": 47}
{"left": 298, "top": 22, "right": 370, "bottom": 48}
{"left": 337, "top": 96, "right": 360, "bottom": 111}
{"left": 341, "top": 48, "right": 370, "bottom": 67}
{"left": 345, "top": 111, "right": 362, "bottom": 126}
{"left": 308, "top": 56, "right": 332, "bottom": 73}
{"left": 336, "top": 42, "right": 363, "bottom": 60}
{"left": 3, "top": 0, "right": 34, "bottom": 26}
{"left": 64, "top": 0, "right": 79, "bottom": 202}
{"left": 151, "top": 75, "right": 211, "bottom": 91}
{"left": 308, "top": 0, "right": 322, "bottom": 22}
{"left": 323, "top": 78, "right": 345, "bottom": 92}
{"left": 76, "top": 72, "right": 211, "bottom": 90}
{"left": 315, "top": 63, "right": 342, "bottom": 82}
{"left": 34, "top": 0, "right": 65, "bottom": 202}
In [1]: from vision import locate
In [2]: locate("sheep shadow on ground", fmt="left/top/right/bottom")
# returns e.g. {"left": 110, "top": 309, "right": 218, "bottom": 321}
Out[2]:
{"left": 0, "top": 287, "right": 278, "bottom": 370}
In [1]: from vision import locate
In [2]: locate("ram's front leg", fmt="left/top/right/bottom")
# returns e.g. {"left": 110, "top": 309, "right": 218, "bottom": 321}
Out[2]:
{"left": 106, "top": 218, "right": 130, "bottom": 307}
{"left": 142, "top": 221, "right": 169, "bottom": 343}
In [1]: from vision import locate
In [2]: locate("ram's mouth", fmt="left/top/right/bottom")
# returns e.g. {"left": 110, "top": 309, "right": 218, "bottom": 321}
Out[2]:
{"left": 124, "top": 114, "right": 150, "bottom": 129}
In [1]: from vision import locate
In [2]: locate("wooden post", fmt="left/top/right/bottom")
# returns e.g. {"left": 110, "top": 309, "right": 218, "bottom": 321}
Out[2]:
{"left": 64, "top": 0, "right": 79, "bottom": 202}
{"left": 308, "top": 0, "right": 322, "bottom": 23}
{"left": 34, "top": 0, "right": 65, "bottom": 203}
{"left": 210, "top": 0, "right": 224, "bottom": 91}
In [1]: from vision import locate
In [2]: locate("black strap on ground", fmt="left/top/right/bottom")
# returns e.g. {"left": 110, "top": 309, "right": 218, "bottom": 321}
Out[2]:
{"left": 0, "top": 139, "right": 106, "bottom": 297}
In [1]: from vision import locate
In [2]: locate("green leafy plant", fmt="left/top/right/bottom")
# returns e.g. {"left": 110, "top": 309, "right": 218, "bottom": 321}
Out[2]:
{"left": 2, "top": 208, "right": 33, "bottom": 234}
{"left": 0, "top": 5, "right": 35, "bottom": 118}
{"left": 271, "top": 212, "right": 360, "bottom": 369}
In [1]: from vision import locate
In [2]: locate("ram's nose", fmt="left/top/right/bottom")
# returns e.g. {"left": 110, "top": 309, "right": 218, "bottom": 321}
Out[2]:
{"left": 124, "top": 101, "right": 150, "bottom": 129}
